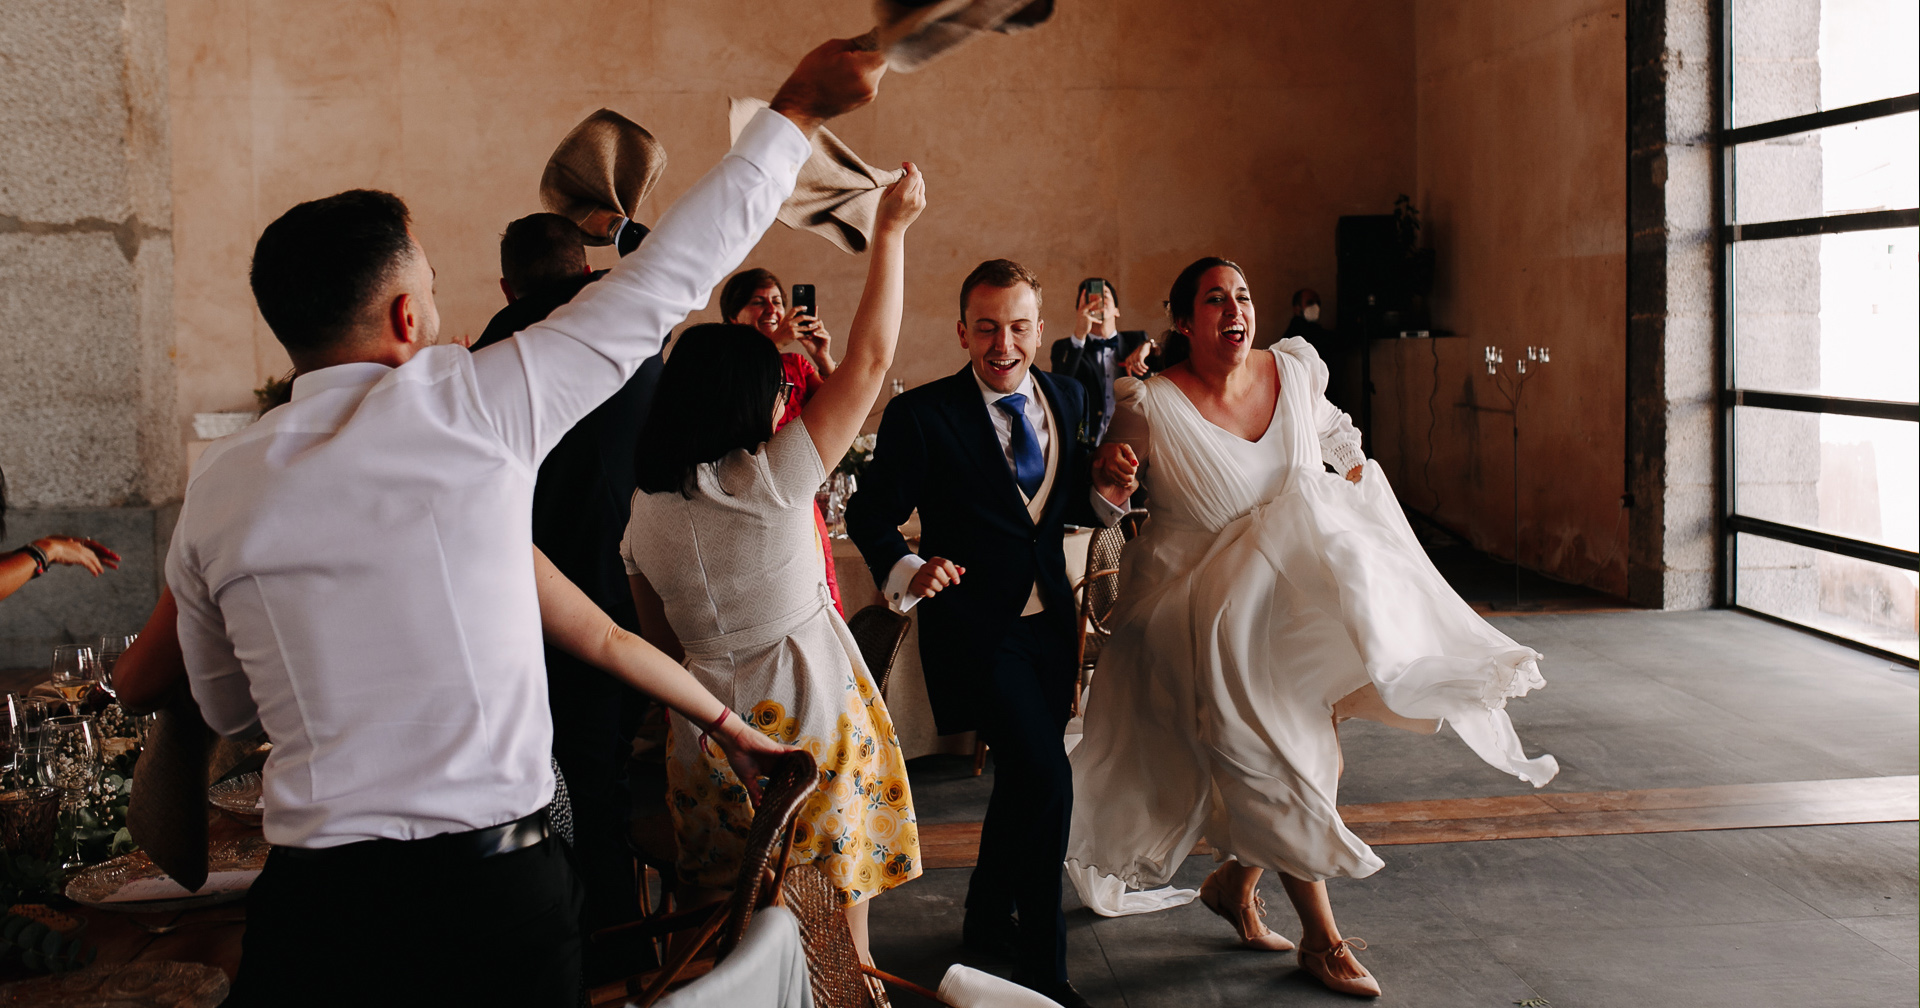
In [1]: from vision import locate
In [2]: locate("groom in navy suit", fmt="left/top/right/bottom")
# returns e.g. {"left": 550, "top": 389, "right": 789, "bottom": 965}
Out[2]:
{"left": 847, "top": 260, "right": 1135, "bottom": 1008}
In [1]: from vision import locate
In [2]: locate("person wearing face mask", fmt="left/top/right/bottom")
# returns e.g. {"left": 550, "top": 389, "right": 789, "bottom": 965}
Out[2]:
{"left": 844, "top": 259, "right": 1137, "bottom": 1008}
{"left": 1255, "top": 287, "right": 1330, "bottom": 352}
{"left": 1066, "top": 257, "right": 1558, "bottom": 999}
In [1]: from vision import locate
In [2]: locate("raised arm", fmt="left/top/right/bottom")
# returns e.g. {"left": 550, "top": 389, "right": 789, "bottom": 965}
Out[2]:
{"left": 472, "top": 40, "right": 887, "bottom": 466}
{"left": 535, "top": 550, "right": 789, "bottom": 801}
{"left": 798, "top": 164, "right": 926, "bottom": 468}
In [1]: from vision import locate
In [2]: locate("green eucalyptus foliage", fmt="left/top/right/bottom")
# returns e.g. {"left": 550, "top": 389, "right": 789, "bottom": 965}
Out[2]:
{"left": 0, "top": 912, "right": 95, "bottom": 972}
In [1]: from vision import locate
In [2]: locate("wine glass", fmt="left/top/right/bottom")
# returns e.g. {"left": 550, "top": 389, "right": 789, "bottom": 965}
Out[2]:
{"left": 49, "top": 645, "right": 98, "bottom": 715}
{"left": 38, "top": 716, "right": 99, "bottom": 815}
{"left": 96, "top": 633, "right": 138, "bottom": 695}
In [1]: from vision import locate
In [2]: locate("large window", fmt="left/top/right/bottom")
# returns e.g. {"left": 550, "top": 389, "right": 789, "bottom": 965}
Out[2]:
{"left": 1722, "top": 0, "right": 1918, "bottom": 659}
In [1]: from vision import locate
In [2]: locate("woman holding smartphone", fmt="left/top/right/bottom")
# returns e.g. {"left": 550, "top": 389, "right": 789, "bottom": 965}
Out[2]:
{"left": 719, "top": 268, "right": 847, "bottom": 614}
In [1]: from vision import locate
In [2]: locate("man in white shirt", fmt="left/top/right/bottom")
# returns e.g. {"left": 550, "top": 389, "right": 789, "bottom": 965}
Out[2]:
{"left": 167, "top": 40, "right": 886, "bottom": 1007}
{"left": 844, "top": 260, "right": 1135, "bottom": 1008}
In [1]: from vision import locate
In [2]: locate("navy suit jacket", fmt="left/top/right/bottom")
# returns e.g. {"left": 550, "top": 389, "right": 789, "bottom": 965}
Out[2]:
{"left": 846, "top": 365, "right": 1101, "bottom": 735}
{"left": 1048, "top": 330, "right": 1148, "bottom": 438}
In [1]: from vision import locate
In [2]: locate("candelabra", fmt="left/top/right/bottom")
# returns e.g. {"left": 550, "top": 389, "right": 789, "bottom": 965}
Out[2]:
{"left": 1483, "top": 345, "right": 1551, "bottom": 607}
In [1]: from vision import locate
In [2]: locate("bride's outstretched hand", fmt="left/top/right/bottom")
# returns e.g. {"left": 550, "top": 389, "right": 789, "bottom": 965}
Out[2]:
{"left": 1095, "top": 443, "right": 1140, "bottom": 504}
{"left": 1345, "top": 464, "right": 1364, "bottom": 484}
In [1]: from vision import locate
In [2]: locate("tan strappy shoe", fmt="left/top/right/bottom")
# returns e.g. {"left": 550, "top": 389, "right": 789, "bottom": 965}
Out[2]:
{"left": 1198, "top": 869, "right": 1296, "bottom": 951}
{"left": 1297, "top": 937, "right": 1381, "bottom": 997}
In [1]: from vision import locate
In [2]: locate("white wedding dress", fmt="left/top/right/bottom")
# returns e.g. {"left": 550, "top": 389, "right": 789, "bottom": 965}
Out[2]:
{"left": 1067, "top": 340, "right": 1558, "bottom": 888}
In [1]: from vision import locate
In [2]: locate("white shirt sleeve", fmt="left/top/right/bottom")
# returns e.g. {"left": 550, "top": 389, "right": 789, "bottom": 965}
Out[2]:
{"left": 1317, "top": 397, "right": 1366, "bottom": 474}
{"left": 468, "top": 108, "right": 811, "bottom": 465}
{"left": 166, "top": 528, "right": 262, "bottom": 738}
{"left": 883, "top": 554, "right": 927, "bottom": 613}
{"left": 1088, "top": 487, "right": 1128, "bottom": 527}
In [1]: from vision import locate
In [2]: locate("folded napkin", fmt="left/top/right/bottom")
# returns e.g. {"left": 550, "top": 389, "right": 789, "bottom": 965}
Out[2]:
{"left": 728, "top": 97, "right": 906, "bottom": 254}
{"left": 937, "top": 964, "right": 1065, "bottom": 1008}
{"left": 872, "top": 0, "right": 1056, "bottom": 72}
{"left": 127, "top": 693, "right": 218, "bottom": 891}
{"left": 540, "top": 109, "right": 667, "bottom": 244}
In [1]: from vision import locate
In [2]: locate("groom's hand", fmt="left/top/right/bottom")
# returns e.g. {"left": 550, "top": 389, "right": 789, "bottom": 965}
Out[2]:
{"left": 1093, "top": 443, "right": 1139, "bottom": 505}
{"left": 909, "top": 557, "right": 964, "bottom": 598}
{"left": 770, "top": 38, "right": 888, "bottom": 135}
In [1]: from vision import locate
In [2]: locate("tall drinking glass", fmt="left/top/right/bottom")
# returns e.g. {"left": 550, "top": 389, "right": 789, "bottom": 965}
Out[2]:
{"left": 38, "top": 716, "right": 99, "bottom": 815}
{"left": 96, "top": 633, "right": 137, "bottom": 696}
{"left": 49, "top": 645, "right": 97, "bottom": 715}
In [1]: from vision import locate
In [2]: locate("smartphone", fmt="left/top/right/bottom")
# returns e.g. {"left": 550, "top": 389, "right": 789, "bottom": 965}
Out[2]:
{"left": 790, "top": 284, "right": 817, "bottom": 319}
{"left": 1084, "top": 278, "right": 1106, "bottom": 304}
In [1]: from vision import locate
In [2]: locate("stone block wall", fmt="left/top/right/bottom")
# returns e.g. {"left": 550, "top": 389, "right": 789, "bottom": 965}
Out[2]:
{"left": 0, "top": 0, "right": 179, "bottom": 667}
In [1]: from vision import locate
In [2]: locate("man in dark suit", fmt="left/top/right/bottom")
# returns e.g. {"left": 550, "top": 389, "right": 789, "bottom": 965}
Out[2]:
{"left": 470, "top": 212, "right": 665, "bottom": 980}
{"left": 1046, "top": 277, "right": 1150, "bottom": 443}
{"left": 847, "top": 260, "right": 1135, "bottom": 1008}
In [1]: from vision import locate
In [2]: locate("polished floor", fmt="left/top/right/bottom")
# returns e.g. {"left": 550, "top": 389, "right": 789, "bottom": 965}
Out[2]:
{"left": 870, "top": 609, "right": 1920, "bottom": 1007}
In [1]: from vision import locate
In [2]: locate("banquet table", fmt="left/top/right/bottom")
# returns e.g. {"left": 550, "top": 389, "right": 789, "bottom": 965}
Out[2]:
{"left": 830, "top": 526, "right": 1092, "bottom": 760}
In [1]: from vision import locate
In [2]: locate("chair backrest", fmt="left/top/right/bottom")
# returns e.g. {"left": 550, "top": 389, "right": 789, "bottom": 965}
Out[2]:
{"left": 846, "top": 604, "right": 912, "bottom": 697}
{"left": 1083, "top": 522, "right": 1130, "bottom": 630}
{"left": 780, "top": 863, "right": 887, "bottom": 1008}
{"left": 716, "top": 749, "right": 820, "bottom": 959}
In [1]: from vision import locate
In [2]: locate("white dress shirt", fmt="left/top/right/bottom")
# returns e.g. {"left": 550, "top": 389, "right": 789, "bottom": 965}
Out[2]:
{"left": 167, "top": 109, "right": 811, "bottom": 849}
{"left": 883, "top": 368, "right": 1126, "bottom": 614}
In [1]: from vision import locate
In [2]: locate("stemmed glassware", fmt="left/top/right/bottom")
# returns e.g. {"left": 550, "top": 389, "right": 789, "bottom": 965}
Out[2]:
{"left": 96, "top": 633, "right": 137, "bottom": 697}
{"left": 49, "top": 645, "right": 99, "bottom": 716}
{"left": 38, "top": 716, "right": 100, "bottom": 814}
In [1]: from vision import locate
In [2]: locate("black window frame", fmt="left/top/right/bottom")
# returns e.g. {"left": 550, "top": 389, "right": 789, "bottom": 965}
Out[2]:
{"left": 1717, "top": 2, "right": 1920, "bottom": 664}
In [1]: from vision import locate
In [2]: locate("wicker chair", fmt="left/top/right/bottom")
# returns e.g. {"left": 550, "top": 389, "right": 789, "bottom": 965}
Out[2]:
{"left": 781, "top": 863, "right": 958, "bottom": 1008}
{"left": 846, "top": 604, "right": 912, "bottom": 698}
{"left": 592, "top": 749, "right": 821, "bottom": 1007}
{"left": 1071, "top": 510, "right": 1147, "bottom": 715}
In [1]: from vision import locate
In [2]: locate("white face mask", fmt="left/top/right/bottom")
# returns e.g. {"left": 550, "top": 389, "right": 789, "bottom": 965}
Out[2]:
{"left": 1303, "top": 304, "right": 1322, "bottom": 323}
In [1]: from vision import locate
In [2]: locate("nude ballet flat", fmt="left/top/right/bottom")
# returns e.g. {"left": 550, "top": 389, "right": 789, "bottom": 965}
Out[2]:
{"left": 1197, "top": 870, "right": 1295, "bottom": 951}
{"left": 1297, "top": 937, "right": 1381, "bottom": 998}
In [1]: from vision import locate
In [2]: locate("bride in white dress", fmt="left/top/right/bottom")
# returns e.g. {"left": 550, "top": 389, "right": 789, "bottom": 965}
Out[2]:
{"left": 1068, "top": 258, "right": 1558, "bottom": 997}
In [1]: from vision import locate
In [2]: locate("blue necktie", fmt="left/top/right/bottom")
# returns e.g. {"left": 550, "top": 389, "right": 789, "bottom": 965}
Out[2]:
{"left": 1086, "top": 336, "right": 1119, "bottom": 354}
{"left": 994, "top": 393, "right": 1045, "bottom": 501}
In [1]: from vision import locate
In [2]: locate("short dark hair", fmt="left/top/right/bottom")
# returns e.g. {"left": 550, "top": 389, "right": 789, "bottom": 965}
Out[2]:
{"left": 1291, "top": 287, "right": 1319, "bottom": 310}
{"left": 1078, "top": 276, "right": 1119, "bottom": 307}
{"left": 500, "top": 213, "right": 586, "bottom": 298}
{"left": 1160, "top": 256, "right": 1246, "bottom": 368}
{"left": 959, "top": 259, "right": 1042, "bottom": 318}
{"left": 634, "top": 324, "right": 786, "bottom": 498}
{"left": 719, "top": 268, "right": 783, "bottom": 323}
{"left": 250, "top": 189, "right": 416, "bottom": 354}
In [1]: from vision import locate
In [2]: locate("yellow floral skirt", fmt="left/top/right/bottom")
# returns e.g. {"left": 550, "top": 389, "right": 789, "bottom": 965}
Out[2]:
{"left": 667, "top": 652, "right": 922, "bottom": 906}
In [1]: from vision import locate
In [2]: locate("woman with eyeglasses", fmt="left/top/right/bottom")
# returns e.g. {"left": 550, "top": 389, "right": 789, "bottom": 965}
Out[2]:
{"left": 621, "top": 164, "right": 925, "bottom": 963}
{"left": 718, "top": 266, "right": 848, "bottom": 615}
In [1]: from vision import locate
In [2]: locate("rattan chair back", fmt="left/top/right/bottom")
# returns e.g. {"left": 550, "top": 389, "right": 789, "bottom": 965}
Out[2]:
{"left": 715, "top": 749, "right": 821, "bottom": 959}
{"left": 846, "top": 604, "right": 912, "bottom": 697}
{"left": 781, "top": 863, "right": 890, "bottom": 1008}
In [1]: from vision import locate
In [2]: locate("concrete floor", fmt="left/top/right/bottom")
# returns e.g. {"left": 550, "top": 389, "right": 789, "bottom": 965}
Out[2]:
{"left": 870, "top": 610, "right": 1919, "bottom": 1007}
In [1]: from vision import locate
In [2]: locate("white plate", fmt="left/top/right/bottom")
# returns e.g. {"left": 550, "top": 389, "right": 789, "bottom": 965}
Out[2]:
{"left": 64, "top": 836, "right": 269, "bottom": 914}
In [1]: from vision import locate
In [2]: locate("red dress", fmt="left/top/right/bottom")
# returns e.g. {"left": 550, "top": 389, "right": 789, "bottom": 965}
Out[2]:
{"left": 778, "top": 353, "right": 844, "bottom": 616}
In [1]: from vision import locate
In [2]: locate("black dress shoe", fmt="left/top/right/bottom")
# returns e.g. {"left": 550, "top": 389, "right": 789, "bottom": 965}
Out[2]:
{"left": 961, "top": 914, "right": 1019, "bottom": 959}
{"left": 1015, "top": 977, "right": 1095, "bottom": 1008}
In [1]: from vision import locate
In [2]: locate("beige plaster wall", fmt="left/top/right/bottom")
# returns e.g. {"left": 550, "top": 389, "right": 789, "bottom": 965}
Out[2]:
{"left": 165, "top": 0, "right": 1416, "bottom": 432}
{"left": 1370, "top": 0, "right": 1630, "bottom": 596}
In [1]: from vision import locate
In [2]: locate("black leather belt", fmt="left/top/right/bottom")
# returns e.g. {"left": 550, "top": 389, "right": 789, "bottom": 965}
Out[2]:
{"left": 279, "top": 807, "right": 550, "bottom": 863}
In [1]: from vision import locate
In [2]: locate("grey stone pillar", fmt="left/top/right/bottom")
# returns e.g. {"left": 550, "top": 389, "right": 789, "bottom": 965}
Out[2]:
{"left": 0, "top": 0, "right": 179, "bottom": 667}
{"left": 1625, "top": 0, "right": 1720, "bottom": 609}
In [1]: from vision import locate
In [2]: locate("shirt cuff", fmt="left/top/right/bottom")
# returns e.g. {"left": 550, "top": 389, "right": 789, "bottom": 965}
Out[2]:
{"left": 731, "top": 107, "right": 813, "bottom": 186}
{"left": 1325, "top": 439, "right": 1366, "bottom": 475}
{"left": 1069, "top": 335, "right": 1087, "bottom": 348}
{"left": 1089, "top": 487, "right": 1129, "bottom": 527}
{"left": 883, "top": 554, "right": 926, "bottom": 614}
